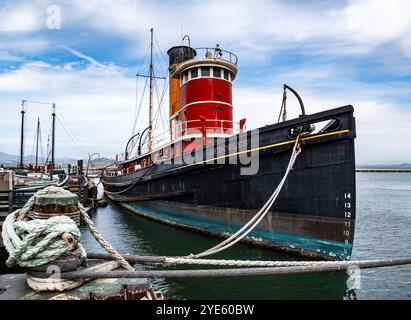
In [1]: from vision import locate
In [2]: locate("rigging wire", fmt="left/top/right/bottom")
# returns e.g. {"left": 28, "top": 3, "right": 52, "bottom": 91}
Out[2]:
{"left": 24, "top": 100, "right": 54, "bottom": 105}
{"left": 132, "top": 44, "right": 151, "bottom": 135}
{"left": 153, "top": 32, "right": 168, "bottom": 66}
{"left": 55, "top": 115, "right": 88, "bottom": 159}
{"left": 38, "top": 124, "right": 44, "bottom": 166}
{"left": 29, "top": 124, "right": 37, "bottom": 164}
{"left": 130, "top": 29, "right": 170, "bottom": 155}
{"left": 132, "top": 75, "right": 149, "bottom": 138}
{"left": 56, "top": 110, "right": 86, "bottom": 155}
{"left": 153, "top": 78, "right": 168, "bottom": 133}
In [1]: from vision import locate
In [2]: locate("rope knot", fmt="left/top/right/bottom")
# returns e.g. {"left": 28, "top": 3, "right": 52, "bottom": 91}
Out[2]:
{"left": 2, "top": 210, "right": 82, "bottom": 268}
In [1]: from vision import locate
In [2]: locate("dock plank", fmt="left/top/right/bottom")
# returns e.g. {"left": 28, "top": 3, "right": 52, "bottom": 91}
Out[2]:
{"left": 0, "top": 273, "right": 153, "bottom": 300}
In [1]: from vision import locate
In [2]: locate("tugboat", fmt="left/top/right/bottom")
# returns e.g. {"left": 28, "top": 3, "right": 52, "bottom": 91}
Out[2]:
{"left": 102, "top": 30, "right": 356, "bottom": 261}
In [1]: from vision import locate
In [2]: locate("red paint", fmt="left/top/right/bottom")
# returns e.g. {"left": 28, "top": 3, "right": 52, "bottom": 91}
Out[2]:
{"left": 180, "top": 78, "right": 232, "bottom": 107}
{"left": 177, "top": 77, "right": 234, "bottom": 143}
{"left": 116, "top": 62, "right": 238, "bottom": 176}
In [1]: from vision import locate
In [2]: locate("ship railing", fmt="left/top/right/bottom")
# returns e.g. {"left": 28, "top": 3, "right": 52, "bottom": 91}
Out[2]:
{"left": 145, "top": 119, "right": 245, "bottom": 153}
{"left": 194, "top": 47, "right": 238, "bottom": 66}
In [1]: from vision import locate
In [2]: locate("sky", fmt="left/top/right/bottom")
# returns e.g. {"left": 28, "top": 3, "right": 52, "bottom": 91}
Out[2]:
{"left": 0, "top": 0, "right": 411, "bottom": 165}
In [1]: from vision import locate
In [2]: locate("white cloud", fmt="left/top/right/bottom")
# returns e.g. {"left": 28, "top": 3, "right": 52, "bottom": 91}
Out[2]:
{"left": 0, "top": 0, "right": 411, "bottom": 164}
{"left": 0, "top": 47, "right": 410, "bottom": 164}
{"left": 0, "top": 4, "right": 42, "bottom": 32}
{"left": 60, "top": 0, "right": 411, "bottom": 57}
{"left": 0, "top": 58, "right": 137, "bottom": 158}
{"left": 61, "top": 46, "right": 106, "bottom": 68}
{"left": 233, "top": 84, "right": 411, "bottom": 165}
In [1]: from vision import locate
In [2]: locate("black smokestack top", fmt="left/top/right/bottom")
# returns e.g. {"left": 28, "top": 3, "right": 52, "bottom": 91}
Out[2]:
{"left": 167, "top": 46, "right": 196, "bottom": 66}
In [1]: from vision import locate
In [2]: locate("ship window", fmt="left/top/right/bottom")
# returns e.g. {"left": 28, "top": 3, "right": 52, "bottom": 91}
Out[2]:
{"left": 223, "top": 69, "right": 229, "bottom": 80}
{"left": 191, "top": 68, "right": 198, "bottom": 79}
{"left": 213, "top": 67, "right": 221, "bottom": 78}
{"left": 201, "top": 67, "right": 210, "bottom": 77}
{"left": 184, "top": 71, "right": 188, "bottom": 83}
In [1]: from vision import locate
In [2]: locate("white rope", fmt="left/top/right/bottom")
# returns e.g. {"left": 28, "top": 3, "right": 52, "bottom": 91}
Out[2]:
{"left": 164, "top": 258, "right": 363, "bottom": 267}
{"left": 1, "top": 186, "right": 133, "bottom": 271}
{"left": 2, "top": 209, "right": 82, "bottom": 268}
{"left": 78, "top": 204, "right": 133, "bottom": 271}
{"left": 187, "top": 136, "right": 302, "bottom": 259}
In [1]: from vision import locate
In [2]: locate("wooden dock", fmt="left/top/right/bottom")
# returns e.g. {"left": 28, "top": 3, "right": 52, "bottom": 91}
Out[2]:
{"left": 0, "top": 272, "right": 159, "bottom": 300}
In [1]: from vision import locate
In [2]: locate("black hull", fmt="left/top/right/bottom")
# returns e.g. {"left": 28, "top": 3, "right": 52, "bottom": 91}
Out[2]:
{"left": 103, "top": 106, "right": 356, "bottom": 260}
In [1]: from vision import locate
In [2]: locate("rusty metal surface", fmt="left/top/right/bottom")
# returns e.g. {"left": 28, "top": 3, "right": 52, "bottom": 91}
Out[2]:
{"left": 0, "top": 273, "right": 153, "bottom": 300}
{"left": 33, "top": 204, "right": 78, "bottom": 214}
{"left": 34, "top": 193, "right": 78, "bottom": 207}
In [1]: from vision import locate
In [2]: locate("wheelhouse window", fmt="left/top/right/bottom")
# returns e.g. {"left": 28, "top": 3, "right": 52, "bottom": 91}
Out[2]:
{"left": 201, "top": 67, "right": 210, "bottom": 77}
{"left": 184, "top": 71, "right": 188, "bottom": 83}
{"left": 190, "top": 68, "right": 198, "bottom": 79}
{"left": 213, "top": 67, "right": 221, "bottom": 78}
{"left": 223, "top": 69, "right": 229, "bottom": 80}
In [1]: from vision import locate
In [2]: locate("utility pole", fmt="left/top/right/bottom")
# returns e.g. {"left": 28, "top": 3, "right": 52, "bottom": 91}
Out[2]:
{"left": 19, "top": 100, "right": 26, "bottom": 169}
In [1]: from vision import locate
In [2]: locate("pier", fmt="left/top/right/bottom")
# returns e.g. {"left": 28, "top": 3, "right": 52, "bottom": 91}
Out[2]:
{"left": 356, "top": 168, "right": 411, "bottom": 173}
{"left": 0, "top": 185, "right": 162, "bottom": 300}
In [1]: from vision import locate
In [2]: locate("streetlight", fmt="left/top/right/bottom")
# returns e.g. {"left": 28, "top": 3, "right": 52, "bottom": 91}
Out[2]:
{"left": 86, "top": 152, "right": 100, "bottom": 177}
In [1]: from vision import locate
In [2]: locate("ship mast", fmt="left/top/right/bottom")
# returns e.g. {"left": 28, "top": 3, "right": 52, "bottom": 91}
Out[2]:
{"left": 51, "top": 103, "right": 56, "bottom": 171}
{"left": 148, "top": 28, "right": 154, "bottom": 152}
{"left": 19, "top": 100, "right": 26, "bottom": 169}
{"left": 35, "top": 117, "right": 40, "bottom": 172}
{"left": 134, "top": 28, "right": 165, "bottom": 156}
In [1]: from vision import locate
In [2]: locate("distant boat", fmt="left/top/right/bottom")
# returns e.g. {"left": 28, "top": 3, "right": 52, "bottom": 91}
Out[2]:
{"left": 13, "top": 100, "right": 68, "bottom": 188}
{"left": 102, "top": 30, "right": 356, "bottom": 261}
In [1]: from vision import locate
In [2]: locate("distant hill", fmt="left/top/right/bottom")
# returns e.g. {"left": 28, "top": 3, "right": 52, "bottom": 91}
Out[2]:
{"left": 89, "top": 157, "right": 115, "bottom": 167}
{"left": 0, "top": 151, "right": 17, "bottom": 163}
{"left": 0, "top": 150, "right": 115, "bottom": 167}
{"left": 357, "top": 163, "right": 411, "bottom": 169}
{"left": 0, "top": 150, "right": 77, "bottom": 166}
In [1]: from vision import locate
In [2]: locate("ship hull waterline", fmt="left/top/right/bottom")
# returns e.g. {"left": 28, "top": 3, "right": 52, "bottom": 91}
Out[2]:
{"left": 102, "top": 106, "right": 356, "bottom": 261}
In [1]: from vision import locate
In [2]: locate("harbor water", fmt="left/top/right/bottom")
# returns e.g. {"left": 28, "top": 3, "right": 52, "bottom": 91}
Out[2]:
{"left": 79, "top": 172, "right": 411, "bottom": 300}
{"left": 1, "top": 173, "right": 409, "bottom": 299}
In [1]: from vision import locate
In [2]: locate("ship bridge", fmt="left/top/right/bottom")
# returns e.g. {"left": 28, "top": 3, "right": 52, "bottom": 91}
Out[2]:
{"left": 167, "top": 44, "right": 243, "bottom": 153}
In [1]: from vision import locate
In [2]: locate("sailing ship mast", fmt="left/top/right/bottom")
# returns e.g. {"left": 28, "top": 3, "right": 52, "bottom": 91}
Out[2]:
{"left": 35, "top": 118, "right": 40, "bottom": 172}
{"left": 51, "top": 103, "right": 56, "bottom": 170}
{"left": 19, "top": 100, "right": 26, "bottom": 169}
{"left": 148, "top": 28, "right": 154, "bottom": 152}
{"left": 135, "top": 28, "right": 165, "bottom": 155}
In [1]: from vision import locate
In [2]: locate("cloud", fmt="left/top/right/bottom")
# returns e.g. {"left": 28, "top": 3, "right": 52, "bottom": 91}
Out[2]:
{"left": 61, "top": 46, "right": 106, "bottom": 68}
{"left": 59, "top": 0, "right": 411, "bottom": 58}
{"left": 233, "top": 85, "right": 411, "bottom": 165}
{"left": 0, "top": 58, "right": 137, "bottom": 158}
{"left": 0, "top": 3, "right": 42, "bottom": 32}
{"left": 0, "top": 0, "right": 410, "bottom": 165}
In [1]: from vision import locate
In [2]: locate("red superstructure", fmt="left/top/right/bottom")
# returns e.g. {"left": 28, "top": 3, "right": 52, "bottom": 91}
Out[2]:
{"left": 114, "top": 44, "right": 244, "bottom": 175}
{"left": 168, "top": 47, "right": 240, "bottom": 151}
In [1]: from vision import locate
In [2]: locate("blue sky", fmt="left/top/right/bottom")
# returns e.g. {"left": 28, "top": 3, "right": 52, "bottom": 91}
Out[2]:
{"left": 0, "top": 0, "right": 411, "bottom": 164}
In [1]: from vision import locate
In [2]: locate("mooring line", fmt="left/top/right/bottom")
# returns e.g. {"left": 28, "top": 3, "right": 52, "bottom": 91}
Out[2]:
{"left": 186, "top": 134, "right": 303, "bottom": 259}
{"left": 56, "top": 258, "right": 411, "bottom": 279}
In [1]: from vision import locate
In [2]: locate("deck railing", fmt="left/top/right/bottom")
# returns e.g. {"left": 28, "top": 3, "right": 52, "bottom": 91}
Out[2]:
{"left": 194, "top": 47, "right": 238, "bottom": 65}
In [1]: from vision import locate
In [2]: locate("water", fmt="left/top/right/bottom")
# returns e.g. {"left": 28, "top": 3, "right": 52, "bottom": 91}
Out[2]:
{"left": 78, "top": 173, "right": 411, "bottom": 299}
{"left": 2, "top": 173, "right": 409, "bottom": 299}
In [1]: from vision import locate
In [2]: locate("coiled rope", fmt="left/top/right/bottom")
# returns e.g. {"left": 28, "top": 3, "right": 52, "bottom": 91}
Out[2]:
{"left": 2, "top": 186, "right": 133, "bottom": 271}
{"left": 2, "top": 212, "right": 82, "bottom": 268}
